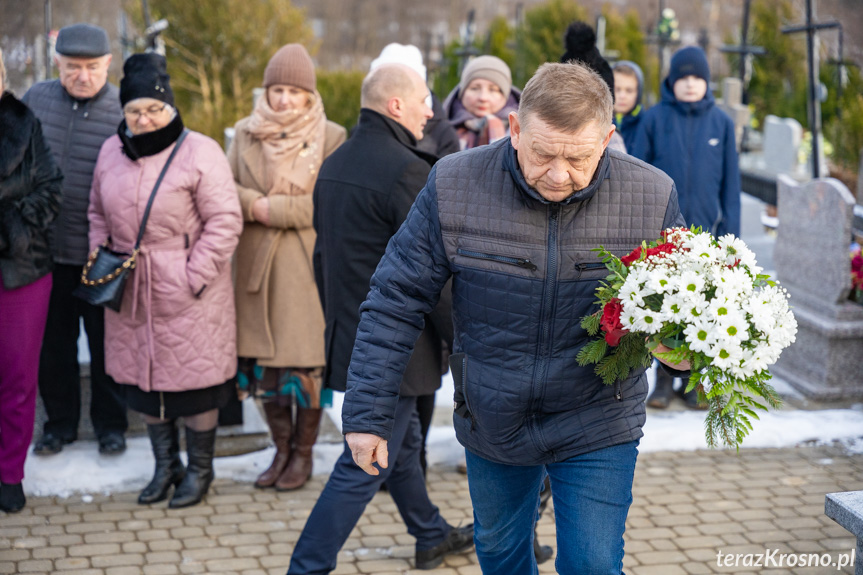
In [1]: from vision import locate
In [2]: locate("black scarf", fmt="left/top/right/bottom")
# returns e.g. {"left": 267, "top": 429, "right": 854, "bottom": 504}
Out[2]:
{"left": 118, "top": 112, "right": 185, "bottom": 160}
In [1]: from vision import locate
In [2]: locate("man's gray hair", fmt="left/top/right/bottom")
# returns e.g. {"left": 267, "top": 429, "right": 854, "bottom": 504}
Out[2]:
{"left": 360, "top": 63, "right": 416, "bottom": 111}
{"left": 518, "top": 62, "right": 612, "bottom": 133}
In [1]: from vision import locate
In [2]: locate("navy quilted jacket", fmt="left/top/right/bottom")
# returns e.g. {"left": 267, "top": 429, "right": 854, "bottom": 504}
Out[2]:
{"left": 629, "top": 79, "right": 741, "bottom": 237}
{"left": 343, "top": 139, "right": 684, "bottom": 465}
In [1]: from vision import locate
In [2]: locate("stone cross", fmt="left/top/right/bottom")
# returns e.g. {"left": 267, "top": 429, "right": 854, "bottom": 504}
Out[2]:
{"left": 772, "top": 175, "right": 863, "bottom": 400}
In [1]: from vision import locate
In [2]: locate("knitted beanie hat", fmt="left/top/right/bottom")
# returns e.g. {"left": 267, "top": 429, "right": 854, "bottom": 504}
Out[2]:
{"left": 263, "top": 44, "right": 316, "bottom": 92}
{"left": 120, "top": 53, "right": 174, "bottom": 107}
{"left": 459, "top": 55, "right": 512, "bottom": 99}
{"left": 370, "top": 43, "right": 427, "bottom": 82}
{"left": 560, "top": 21, "right": 615, "bottom": 103}
{"left": 668, "top": 46, "right": 710, "bottom": 85}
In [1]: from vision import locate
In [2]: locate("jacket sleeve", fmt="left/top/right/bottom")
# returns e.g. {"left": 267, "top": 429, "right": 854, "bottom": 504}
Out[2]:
{"left": 662, "top": 184, "right": 686, "bottom": 230}
{"left": 342, "top": 172, "right": 452, "bottom": 440}
{"left": 268, "top": 193, "right": 314, "bottom": 230}
{"left": 628, "top": 112, "right": 653, "bottom": 163}
{"left": 716, "top": 118, "right": 742, "bottom": 237}
{"left": 17, "top": 120, "right": 62, "bottom": 231}
{"left": 226, "top": 130, "right": 264, "bottom": 222}
{"left": 186, "top": 140, "right": 243, "bottom": 296}
{"left": 88, "top": 148, "right": 111, "bottom": 252}
{"left": 1, "top": 121, "right": 62, "bottom": 255}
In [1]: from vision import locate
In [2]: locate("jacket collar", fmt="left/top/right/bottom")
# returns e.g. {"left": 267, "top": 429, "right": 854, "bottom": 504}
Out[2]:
{"left": 502, "top": 137, "right": 611, "bottom": 207}
{"left": 0, "top": 91, "right": 35, "bottom": 178}
{"left": 356, "top": 108, "right": 438, "bottom": 166}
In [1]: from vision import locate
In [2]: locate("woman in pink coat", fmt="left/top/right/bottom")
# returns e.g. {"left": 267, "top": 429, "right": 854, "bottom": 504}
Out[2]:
{"left": 88, "top": 54, "right": 242, "bottom": 508}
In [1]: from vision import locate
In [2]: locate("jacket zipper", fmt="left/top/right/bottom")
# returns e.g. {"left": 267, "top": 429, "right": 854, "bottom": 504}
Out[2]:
{"left": 615, "top": 381, "right": 622, "bottom": 401}
{"left": 459, "top": 355, "right": 476, "bottom": 430}
{"left": 530, "top": 205, "right": 560, "bottom": 414}
{"left": 574, "top": 262, "right": 607, "bottom": 279}
{"left": 457, "top": 248, "right": 537, "bottom": 271}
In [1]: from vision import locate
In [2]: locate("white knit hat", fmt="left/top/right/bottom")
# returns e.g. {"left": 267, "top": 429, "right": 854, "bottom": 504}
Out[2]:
{"left": 370, "top": 43, "right": 427, "bottom": 82}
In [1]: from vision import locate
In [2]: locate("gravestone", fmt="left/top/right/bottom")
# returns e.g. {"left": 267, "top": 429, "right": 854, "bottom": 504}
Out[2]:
{"left": 825, "top": 491, "right": 863, "bottom": 575}
{"left": 772, "top": 175, "right": 863, "bottom": 400}
{"left": 715, "top": 77, "right": 750, "bottom": 150}
{"left": 762, "top": 115, "right": 803, "bottom": 177}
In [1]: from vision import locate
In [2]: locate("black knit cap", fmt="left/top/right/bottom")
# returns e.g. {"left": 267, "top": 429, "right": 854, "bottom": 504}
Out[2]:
{"left": 560, "top": 21, "right": 615, "bottom": 103}
{"left": 120, "top": 53, "right": 174, "bottom": 107}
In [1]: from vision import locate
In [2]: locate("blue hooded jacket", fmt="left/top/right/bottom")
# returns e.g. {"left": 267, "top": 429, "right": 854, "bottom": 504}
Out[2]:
{"left": 629, "top": 77, "right": 741, "bottom": 237}
{"left": 612, "top": 60, "right": 644, "bottom": 153}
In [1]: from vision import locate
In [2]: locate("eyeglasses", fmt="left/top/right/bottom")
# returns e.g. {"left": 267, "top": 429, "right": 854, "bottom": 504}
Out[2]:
{"left": 124, "top": 103, "right": 169, "bottom": 120}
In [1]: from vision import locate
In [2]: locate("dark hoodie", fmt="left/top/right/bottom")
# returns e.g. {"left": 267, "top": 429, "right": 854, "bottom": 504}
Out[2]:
{"left": 629, "top": 74, "right": 741, "bottom": 237}
{"left": 612, "top": 60, "right": 644, "bottom": 153}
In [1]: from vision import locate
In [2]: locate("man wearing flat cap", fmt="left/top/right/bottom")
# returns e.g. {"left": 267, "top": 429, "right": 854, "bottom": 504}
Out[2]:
{"left": 23, "top": 23, "right": 127, "bottom": 457}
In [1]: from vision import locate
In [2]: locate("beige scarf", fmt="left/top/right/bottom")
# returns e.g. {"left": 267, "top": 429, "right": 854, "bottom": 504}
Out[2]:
{"left": 246, "top": 91, "right": 327, "bottom": 196}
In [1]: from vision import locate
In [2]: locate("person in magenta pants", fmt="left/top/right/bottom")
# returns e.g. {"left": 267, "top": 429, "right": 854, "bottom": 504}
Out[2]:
{"left": 0, "top": 49, "right": 63, "bottom": 513}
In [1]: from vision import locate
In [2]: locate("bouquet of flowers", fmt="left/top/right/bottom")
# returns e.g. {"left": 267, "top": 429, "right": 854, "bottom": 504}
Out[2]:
{"left": 851, "top": 245, "right": 863, "bottom": 304}
{"left": 577, "top": 227, "right": 797, "bottom": 449}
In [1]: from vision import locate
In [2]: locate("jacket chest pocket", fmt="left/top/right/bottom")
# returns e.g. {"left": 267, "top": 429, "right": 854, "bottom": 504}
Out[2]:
{"left": 456, "top": 248, "right": 537, "bottom": 271}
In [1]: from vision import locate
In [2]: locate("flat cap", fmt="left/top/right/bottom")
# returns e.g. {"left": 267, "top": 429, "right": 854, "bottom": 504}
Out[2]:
{"left": 55, "top": 23, "right": 111, "bottom": 58}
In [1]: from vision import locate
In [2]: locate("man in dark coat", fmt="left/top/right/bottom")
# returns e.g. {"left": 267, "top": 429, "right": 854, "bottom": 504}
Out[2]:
{"left": 287, "top": 63, "right": 473, "bottom": 574}
{"left": 340, "top": 62, "right": 688, "bottom": 573}
{"left": 22, "top": 23, "right": 127, "bottom": 455}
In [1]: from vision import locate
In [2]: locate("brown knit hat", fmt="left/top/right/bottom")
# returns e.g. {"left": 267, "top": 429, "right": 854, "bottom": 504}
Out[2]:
{"left": 263, "top": 44, "right": 316, "bottom": 92}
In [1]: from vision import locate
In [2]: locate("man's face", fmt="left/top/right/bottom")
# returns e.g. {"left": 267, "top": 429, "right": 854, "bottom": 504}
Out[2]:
{"left": 673, "top": 75, "right": 708, "bottom": 103}
{"left": 613, "top": 72, "right": 638, "bottom": 114}
{"left": 397, "top": 73, "right": 434, "bottom": 140}
{"left": 55, "top": 54, "right": 111, "bottom": 100}
{"left": 510, "top": 113, "right": 613, "bottom": 202}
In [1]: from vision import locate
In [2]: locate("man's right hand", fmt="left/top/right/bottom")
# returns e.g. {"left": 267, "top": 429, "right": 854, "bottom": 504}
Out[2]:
{"left": 346, "top": 432, "right": 389, "bottom": 476}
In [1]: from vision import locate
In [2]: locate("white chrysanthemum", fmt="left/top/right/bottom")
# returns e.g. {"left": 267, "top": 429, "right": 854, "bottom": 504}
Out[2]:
{"left": 619, "top": 274, "right": 647, "bottom": 307}
{"left": 646, "top": 267, "right": 673, "bottom": 294}
{"left": 740, "top": 345, "right": 772, "bottom": 375}
{"left": 679, "top": 292, "right": 709, "bottom": 322}
{"left": 660, "top": 292, "right": 689, "bottom": 323}
{"left": 683, "top": 318, "right": 718, "bottom": 354}
{"left": 717, "top": 234, "right": 760, "bottom": 273}
{"left": 676, "top": 270, "right": 707, "bottom": 296}
{"left": 716, "top": 310, "right": 750, "bottom": 342}
{"left": 713, "top": 266, "right": 753, "bottom": 297}
{"left": 628, "top": 306, "right": 666, "bottom": 334}
{"left": 708, "top": 339, "right": 744, "bottom": 369}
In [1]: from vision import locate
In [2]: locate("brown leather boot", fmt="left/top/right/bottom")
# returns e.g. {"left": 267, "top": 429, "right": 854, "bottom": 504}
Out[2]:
{"left": 255, "top": 402, "right": 293, "bottom": 488}
{"left": 275, "top": 407, "right": 321, "bottom": 491}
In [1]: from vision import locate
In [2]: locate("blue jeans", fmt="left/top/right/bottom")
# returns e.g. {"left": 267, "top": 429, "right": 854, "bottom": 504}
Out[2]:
{"left": 287, "top": 396, "right": 450, "bottom": 574}
{"left": 465, "top": 440, "right": 639, "bottom": 575}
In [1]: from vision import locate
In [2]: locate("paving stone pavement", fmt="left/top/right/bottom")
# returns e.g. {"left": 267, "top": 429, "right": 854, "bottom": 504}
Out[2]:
{"left": 1, "top": 443, "right": 860, "bottom": 575}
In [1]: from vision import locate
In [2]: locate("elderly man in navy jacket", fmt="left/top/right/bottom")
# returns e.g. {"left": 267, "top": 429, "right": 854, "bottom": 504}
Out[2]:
{"left": 23, "top": 23, "right": 127, "bottom": 456}
{"left": 342, "top": 62, "right": 688, "bottom": 574}
{"left": 287, "top": 63, "right": 474, "bottom": 574}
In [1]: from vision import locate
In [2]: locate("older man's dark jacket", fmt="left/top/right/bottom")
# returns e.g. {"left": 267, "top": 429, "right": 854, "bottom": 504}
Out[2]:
{"left": 313, "top": 108, "right": 452, "bottom": 396}
{"left": 22, "top": 80, "right": 122, "bottom": 265}
{"left": 342, "top": 139, "right": 685, "bottom": 466}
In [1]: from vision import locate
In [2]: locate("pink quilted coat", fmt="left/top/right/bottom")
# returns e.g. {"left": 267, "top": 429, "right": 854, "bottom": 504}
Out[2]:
{"left": 88, "top": 131, "right": 243, "bottom": 392}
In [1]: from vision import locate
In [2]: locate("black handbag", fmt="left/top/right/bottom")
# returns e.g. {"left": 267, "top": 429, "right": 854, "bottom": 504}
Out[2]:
{"left": 73, "top": 130, "right": 189, "bottom": 312}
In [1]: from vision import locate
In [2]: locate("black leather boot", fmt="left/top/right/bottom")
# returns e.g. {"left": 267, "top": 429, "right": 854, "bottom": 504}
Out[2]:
{"left": 0, "top": 482, "right": 26, "bottom": 513}
{"left": 138, "top": 421, "right": 185, "bottom": 505}
{"left": 647, "top": 367, "right": 674, "bottom": 409}
{"left": 169, "top": 427, "right": 216, "bottom": 509}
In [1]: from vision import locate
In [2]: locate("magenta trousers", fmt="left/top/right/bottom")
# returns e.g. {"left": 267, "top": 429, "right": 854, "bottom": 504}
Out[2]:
{"left": 0, "top": 273, "right": 52, "bottom": 483}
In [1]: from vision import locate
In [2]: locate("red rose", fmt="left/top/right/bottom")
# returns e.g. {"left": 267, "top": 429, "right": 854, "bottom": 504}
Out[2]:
{"left": 620, "top": 246, "right": 643, "bottom": 267}
{"left": 600, "top": 298, "right": 628, "bottom": 346}
{"left": 645, "top": 243, "right": 675, "bottom": 261}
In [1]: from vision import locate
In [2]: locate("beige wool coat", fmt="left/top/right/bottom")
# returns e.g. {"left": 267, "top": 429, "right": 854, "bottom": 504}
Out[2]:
{"left": 228, "top": 117, "right": 346, "bottom": 368}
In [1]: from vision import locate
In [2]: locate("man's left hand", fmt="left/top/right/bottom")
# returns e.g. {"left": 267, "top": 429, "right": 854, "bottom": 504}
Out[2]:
{"left": 651, "top": 342, "right": 692, "bottom": 371}
{"left": 345, "top": 433, "right": 389, "bottom": 476}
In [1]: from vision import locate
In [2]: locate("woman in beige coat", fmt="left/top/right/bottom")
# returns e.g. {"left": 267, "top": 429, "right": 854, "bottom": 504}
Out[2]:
{"left": 228, "top": 44, "right": 345, "bottom": 491}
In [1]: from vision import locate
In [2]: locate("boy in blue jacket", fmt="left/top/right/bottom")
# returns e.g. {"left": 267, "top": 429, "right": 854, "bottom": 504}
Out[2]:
{"left": 612, "top": 60, "right": 644, "bottom": 152}
{"left": 630, "top": 46, "right": 741, "bottom": 409}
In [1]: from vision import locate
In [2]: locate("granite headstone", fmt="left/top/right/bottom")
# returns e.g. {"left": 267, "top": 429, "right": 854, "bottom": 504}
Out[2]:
{"left": 825, "top": 491, "right": 863, "bottom": 575}
{"left": 772, "top": 175, "right": 863, "bottom": 400}
{"left": 762, "top": 115, "right": 803, "bottom": 177}
{"left": 716, "top": 77, "right": 750, "bottom": 150}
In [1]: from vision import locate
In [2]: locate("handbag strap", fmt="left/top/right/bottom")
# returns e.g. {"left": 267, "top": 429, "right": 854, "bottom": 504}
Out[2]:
{"left": 133, "top": 129, "right": 190, "bottom": 249}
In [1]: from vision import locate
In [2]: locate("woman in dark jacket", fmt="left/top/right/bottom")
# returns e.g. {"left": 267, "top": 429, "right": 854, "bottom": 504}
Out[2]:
{"left": 0, "top": 49, "right": 63, "bottom": 513}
